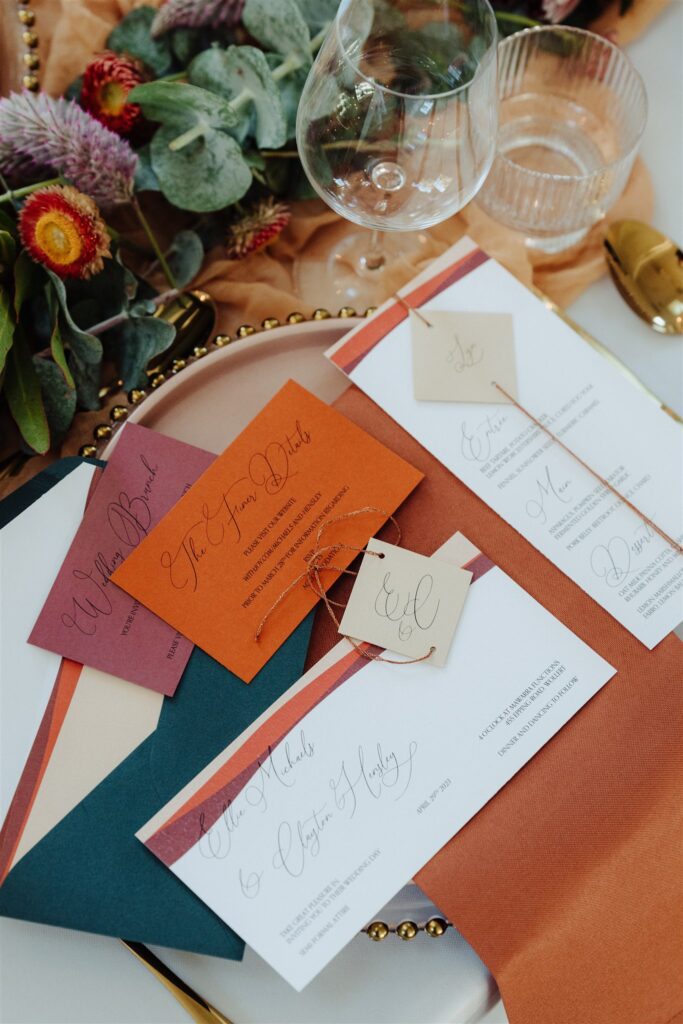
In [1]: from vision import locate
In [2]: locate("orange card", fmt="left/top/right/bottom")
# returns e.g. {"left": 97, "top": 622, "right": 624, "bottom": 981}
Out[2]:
{"left": 112, "top": 381, "right": 423, "bottom": 682}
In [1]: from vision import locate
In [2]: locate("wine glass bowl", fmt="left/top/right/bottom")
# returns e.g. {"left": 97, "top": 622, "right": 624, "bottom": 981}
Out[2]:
{"left": 296, "top": 0, "right": 499, "bottom": 235}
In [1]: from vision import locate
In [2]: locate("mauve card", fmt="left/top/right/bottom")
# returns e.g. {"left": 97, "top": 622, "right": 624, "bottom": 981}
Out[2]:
{"left": 29, "top": 424, "right": 215, "bottom": 695}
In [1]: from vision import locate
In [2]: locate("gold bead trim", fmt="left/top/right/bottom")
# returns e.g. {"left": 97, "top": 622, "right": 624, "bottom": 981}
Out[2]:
{"left": 79, "top": 308, "right": 373, "bottom": 460}
{"left": 364, "top": 918, "right": 451, "bottom": 940}
{"left": 15, "top": 1, "right": 40, "bottom": 90}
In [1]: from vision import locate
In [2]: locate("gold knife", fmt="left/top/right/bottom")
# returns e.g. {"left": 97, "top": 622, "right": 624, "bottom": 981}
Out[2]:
{"left": 122, "top": 940, "right": 233, "bottom": 1024}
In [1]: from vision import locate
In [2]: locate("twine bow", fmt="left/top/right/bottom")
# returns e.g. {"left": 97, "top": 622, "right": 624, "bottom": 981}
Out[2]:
{"left": 255, "top": 507, "right": 436, "bottom": 665}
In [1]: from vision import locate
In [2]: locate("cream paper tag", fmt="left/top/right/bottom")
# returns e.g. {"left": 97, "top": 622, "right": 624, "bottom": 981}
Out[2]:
{"left": 411, "top": 309, "right": 518, "bottom": 403}
{"left": 339, "top": 539, "right": 472, "bottom": 667}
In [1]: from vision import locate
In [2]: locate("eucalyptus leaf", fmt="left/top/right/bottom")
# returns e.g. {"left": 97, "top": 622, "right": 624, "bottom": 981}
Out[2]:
{"left": 0, "top": 230, "right": 16, "bottom": 270}
{"left": 4, "top": 327, "right": 50, "bottom": 453}
{"left": 190, "top": 46, "right": 286, "bottom": 149}
{"left": 110, "top": 315, "right": 175, "bottom": 390}
{"left": 33, "top": 356, "right": 77, "bottom": 438}
{"left": 242, "top": 0, "right": 311, "bottom": 66}
{"left": 46, "top": 270, "right": 103, "bottom": 365}
{"left": 188, "top": 48, "right": 249, "bottom": 143}
{"left": 266, "top": 55, "right": 308, "bottom": 139}
{"left": 134, "top": 145, "right": 161, "bottom": 191}
{"left": 171, "top": 27, "right": 204, "bottom": 64}
{"left": 151, "top": 124, "right": 252, "bottom": 212}
{"left": 166, "top": 230, "right": 204, "bottom": 288}
{"left": 0, "top": 286, "right": 14, "bottom": 376}
{"left": 293, "top": 0, "right": 339, "bottom": 31}
{"left": 129, "top": 81, "right": 239, "bottom": 133}
{"left": 67, "top": 350, "right": 101, "bottom": 410}
{"left": 107, "top": 6, "right": 173, "bottom": 76}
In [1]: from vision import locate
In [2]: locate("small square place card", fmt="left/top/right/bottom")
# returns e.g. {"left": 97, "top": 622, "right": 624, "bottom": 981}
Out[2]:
{"left": 339, "top": 539, "right": 472, "bottom": 666}
{"left": 411, "top": 309, "right": 518, "bottom": 403}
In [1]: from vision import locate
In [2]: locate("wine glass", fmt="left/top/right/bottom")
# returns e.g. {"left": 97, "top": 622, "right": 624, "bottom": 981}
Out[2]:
{"left": 295, "top": 0, "right": 498, "bottom": 311}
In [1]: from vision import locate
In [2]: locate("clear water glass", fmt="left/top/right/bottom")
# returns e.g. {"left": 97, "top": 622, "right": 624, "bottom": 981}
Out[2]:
{"left": 295, "top": 0, "right": 498, "bottom": 307}
{"left": 476, "top": 26, "right": 647, "bottom": 254}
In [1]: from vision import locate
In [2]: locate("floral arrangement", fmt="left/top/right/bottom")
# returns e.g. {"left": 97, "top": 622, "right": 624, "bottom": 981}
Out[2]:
{"left": 0, "top": 0, "right": 630, "bottom": 457}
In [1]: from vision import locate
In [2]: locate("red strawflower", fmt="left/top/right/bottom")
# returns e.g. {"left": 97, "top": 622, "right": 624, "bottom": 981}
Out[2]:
{"left": 19, "top": 184, "right": 111, "bottom": 279}
{"left": 81, "top": 51, "right": 145, "bottom": 136}
{"left": 225, "top": 198, "right": 291, "bottom": 260}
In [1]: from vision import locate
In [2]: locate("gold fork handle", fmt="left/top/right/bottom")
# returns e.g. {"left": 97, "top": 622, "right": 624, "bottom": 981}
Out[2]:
{"left": 122, "top": 940, "right": 234, "bottom": 1024}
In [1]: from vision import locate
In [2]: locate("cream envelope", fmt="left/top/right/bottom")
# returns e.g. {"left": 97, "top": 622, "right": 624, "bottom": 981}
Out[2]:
{"left": 0, "top": 462, "right": 162, "bottom": 881}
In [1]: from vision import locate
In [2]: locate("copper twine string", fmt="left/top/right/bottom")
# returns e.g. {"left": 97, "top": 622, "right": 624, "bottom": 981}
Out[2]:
{"left": 254, "top": 507, "right": 436, "bottom": 664}
{"left": 395, "top": 293, "right": 683, "bottom": 557}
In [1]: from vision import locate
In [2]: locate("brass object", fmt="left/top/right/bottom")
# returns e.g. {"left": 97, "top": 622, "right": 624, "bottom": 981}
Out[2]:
{"left": 21, "top": 29, "right": 38, "bottom": 46}
{"left": 150, "top": 373, "right": 166, "bottom": 388}
{"left": 396, "top": 921, "right": 418, "bottom": 941}
{"left": 171, "top": 358, "right": 187, "bottom": 373}
{"left": 213, "top": 334, "right": 231, "bottom": 347}
{"left": 78, "top": 444, "right": 98, "bottom": 458}
{"left": 364, "top": 306, "right": 378, "bottom": 316}
{"left": 604, "top": 220, "right": 683, "bottom": 335}
{"left": 286, "top": 311, "right": 305, "bottom": 323}
{"left": 146, "top": 290, "right": 217, "bottom": 377}
{"left": 312, "top": 308, "right": 331, "bottom": 320}
{"left": 193, "top": 346, "right": 208, "bottom": 358}
{"left": 128, "top": 388, "right": 147, "bottom": 404}
{"left": 367, "top": 921, "right": 389, "bottom": 941}
{"left": 93, "top": 424, "right": 113, "bottom": 442}
{"left": 261, "top": 317, "right": 280, "bottom": 329}
{"left": 338, "top": 306, "right": 357, "bottom": 318}
{"left": 23, "top": 51, "right": 39, "bottom": 68}
{"left": 425, "top": 917, "right": 448, "bottom": 938}
{"left": 22, "top": 74, "right": 39, "bottom": 91}
{"left": 110, "top": 405, "right": 128, "bottom": 422}
{"left": 17, "top": 8, "right": 35, "bottom": 24}
{"left": 236, "top": 324, "right": 256, "bottom": 337}
{"left": 122, "top": 941, "right": 233, "bottom": 1024}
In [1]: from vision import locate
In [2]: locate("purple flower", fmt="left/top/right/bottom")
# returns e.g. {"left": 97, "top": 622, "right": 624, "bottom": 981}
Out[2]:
{"left": 0, "top": 91, "right": 138, "bottom": 207}
{"left": 151, "top": 0, "right": 244, "bottom": 37}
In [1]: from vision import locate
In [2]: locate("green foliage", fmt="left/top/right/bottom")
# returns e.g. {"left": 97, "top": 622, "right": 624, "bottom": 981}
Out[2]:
{"left": 4, "top": 328, "right": 50, "bottom": 454}
{"left": 150, "top": 123, "right": 252, "bottom": 212}
{"left": 0, "top": 230, "right": 16, "bottom": 272}
{"left": 134, "top": 145, "right": 161, "bottom": 191}
{"left": 0, "top": 287, "right": 14, "bottom": 376}
{"left": 33, "top": 356, "right": 77, "bottom": 439}
{"left": 108, "top": 315, "right": 175, "bottom": 389}
{"left": 46, "top": 270, "right": 103, "bottom": 366}
{"left": 13, "top": 251, "right": 41, "bottom": 318}
{"left": 189, "top": 46, "right": 286, "bottom": 149}
{"left": 129, "top": 80, "right": 239, "bottom": 131}
{"left": 166, "top": 230, "right": 204, "bottom": 288}
{"left": 242, "top": 0, "right": 312, "bottom": 66}
{"left": 293, "top": 0, "right": 340, "bottom": 32}
{"left": 107, "top": 6, "right": 174, "bottom": 76}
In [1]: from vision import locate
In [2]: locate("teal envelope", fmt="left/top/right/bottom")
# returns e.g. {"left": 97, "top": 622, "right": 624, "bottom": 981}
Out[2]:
{"left": 0, "top": 461, "right": 314, "bottom": 958}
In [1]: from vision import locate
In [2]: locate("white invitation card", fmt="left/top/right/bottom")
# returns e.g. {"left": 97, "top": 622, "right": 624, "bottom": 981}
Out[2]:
{"left": 325, "top": 239, "right": 683, "bottom": 649}
{"left": 139, "top": 531, "right": 615, "bottom": 990}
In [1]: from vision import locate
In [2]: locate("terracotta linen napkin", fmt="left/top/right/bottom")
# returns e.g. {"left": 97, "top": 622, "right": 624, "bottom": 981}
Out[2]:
{"left": 305, "top": 385, "right": 683, "bottom": 1024}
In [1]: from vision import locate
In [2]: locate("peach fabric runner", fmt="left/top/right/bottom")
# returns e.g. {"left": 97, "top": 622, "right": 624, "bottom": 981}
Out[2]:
{"left": 0, "top": 0, "right": 665, "bottom": 498}
{"left": 305, "top": 384, "right": 683, "bottom": 1024}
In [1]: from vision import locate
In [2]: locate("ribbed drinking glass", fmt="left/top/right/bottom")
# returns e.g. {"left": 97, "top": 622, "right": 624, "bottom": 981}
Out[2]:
{"left": 476, "top": 25, "right": 647, "bottom": 253}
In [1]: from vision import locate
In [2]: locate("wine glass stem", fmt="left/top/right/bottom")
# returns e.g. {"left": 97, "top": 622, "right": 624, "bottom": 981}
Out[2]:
{"left": 363, "top": 230, "right": 385, "bottom": 271}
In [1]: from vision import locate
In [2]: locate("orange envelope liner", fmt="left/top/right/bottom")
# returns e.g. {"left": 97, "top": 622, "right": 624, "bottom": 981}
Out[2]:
{"left": 113, "top": 381, "right": 423, "bottom": 682}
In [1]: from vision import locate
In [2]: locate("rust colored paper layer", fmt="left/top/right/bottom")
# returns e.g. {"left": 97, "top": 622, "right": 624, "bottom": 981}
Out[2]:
{"left": 306, "top": 385, "right": 683, "bottom": 1024}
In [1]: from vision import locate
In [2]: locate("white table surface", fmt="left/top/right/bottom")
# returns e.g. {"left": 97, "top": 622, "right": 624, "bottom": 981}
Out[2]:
{"left": 1, "top": 6, "right": 681, "bottom": 1022}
